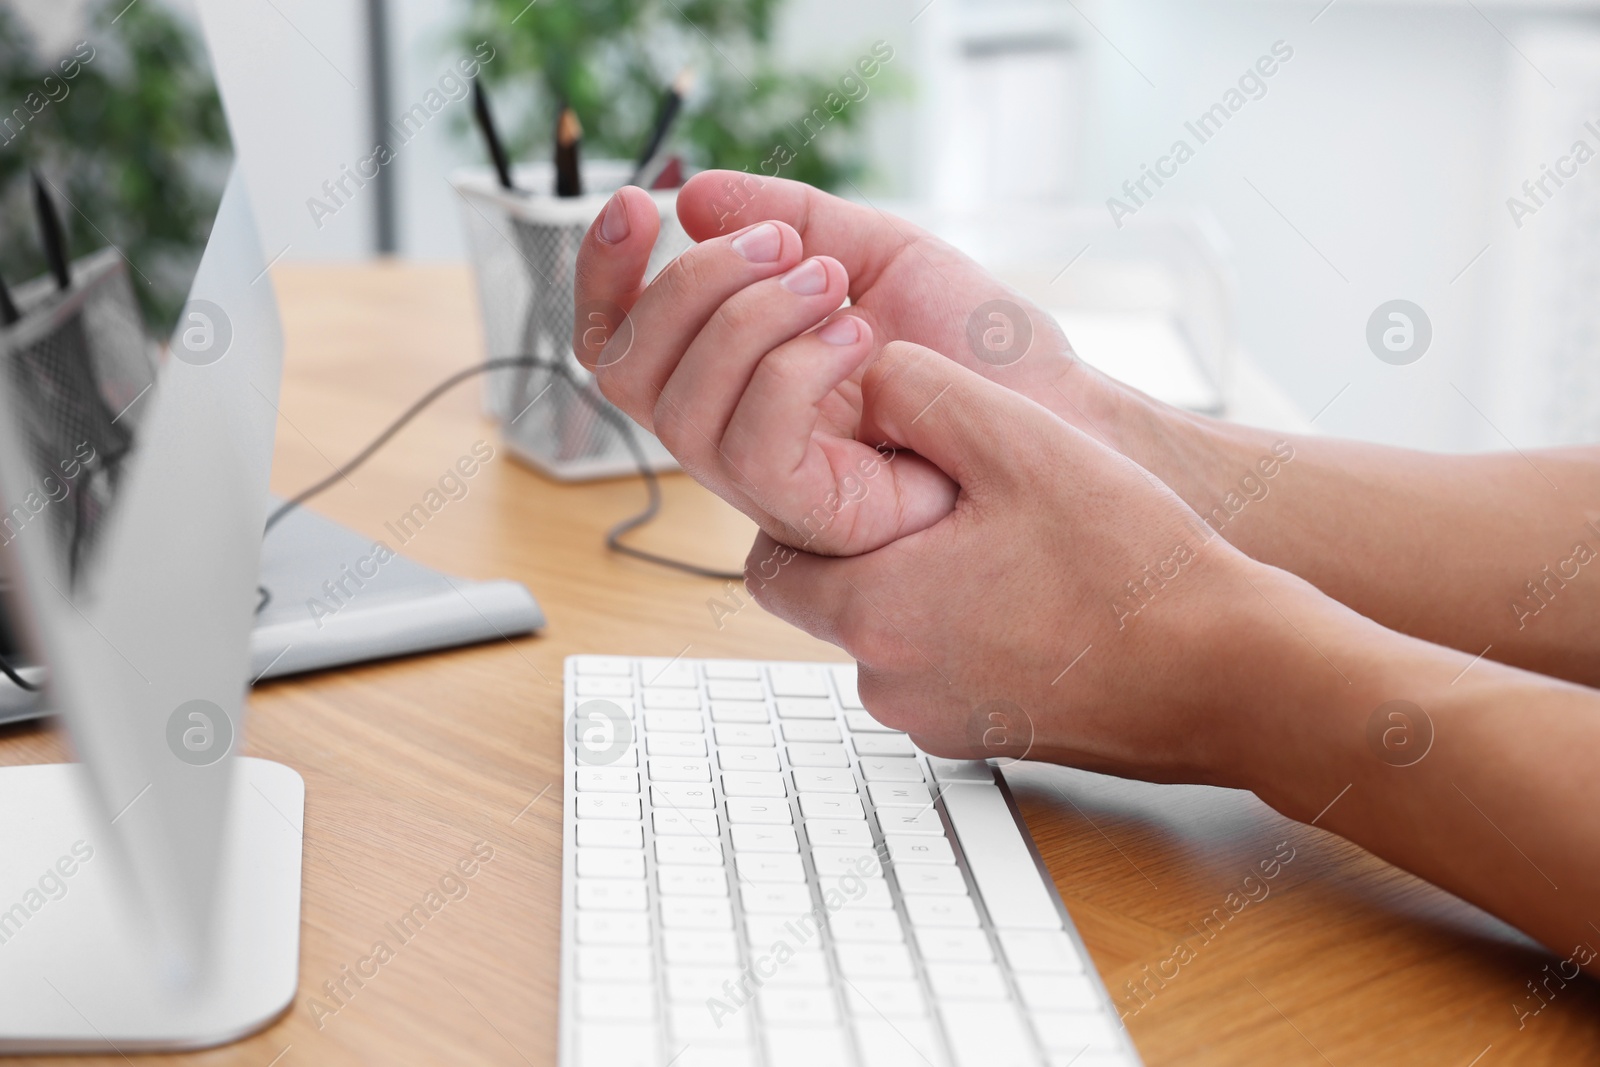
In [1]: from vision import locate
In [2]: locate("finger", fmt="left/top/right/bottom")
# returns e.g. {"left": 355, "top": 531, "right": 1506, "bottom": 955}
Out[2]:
{"left": 720, "top": 318, "right": 958, "bottom": 555}
{"left": 573, "top": 186, "right": 661, "bottom": 365}
{"left": 677, "top": 170, "right": 918, "bottom": 295}
{"left": 654, "top": 255, "right": 850, "bottom": 465}
{"left": 857, "top": 340, "right": 1063, "bottom": 493}
{"left": 593, "top": 219, "right": 805, "bottom": 430}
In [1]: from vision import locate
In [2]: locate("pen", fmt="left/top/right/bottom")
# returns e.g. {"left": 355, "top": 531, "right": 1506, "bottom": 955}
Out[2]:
{"left": 472, "top": 79, "right": 517, "bottom": 191}
{"left": 554, "top": 104, "right": 582, "bottom": 198}
{"left": 32, "top": 170, "right": 71, "bottom": 291}
{"left": 628, "top": 67, "right": 694, "bottom": 187}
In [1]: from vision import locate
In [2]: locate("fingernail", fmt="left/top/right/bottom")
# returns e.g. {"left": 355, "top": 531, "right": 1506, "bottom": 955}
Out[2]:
{"left": 780, "top": 258, "right": 828, "bottom": 296}
{"left": 599, "top": 193, "right": 630, "bottom": 244}
{"left": 731, "top": 222, "right": 781, "bottom": 263}
{"left": 817, "top": 316, "right": 860, "bottom": 346}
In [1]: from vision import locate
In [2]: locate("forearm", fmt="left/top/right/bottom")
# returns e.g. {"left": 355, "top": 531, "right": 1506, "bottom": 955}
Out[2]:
{"left": 1220, "top": 565, "right": 1600, "bottom": 976}
{"left": 1105, "top": 383, "right": 1600, "bottom": 686}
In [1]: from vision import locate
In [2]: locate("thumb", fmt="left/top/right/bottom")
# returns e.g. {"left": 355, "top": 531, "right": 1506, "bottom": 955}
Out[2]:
{"left": 857, "top": 341, "right": 1062, "bottom": 491}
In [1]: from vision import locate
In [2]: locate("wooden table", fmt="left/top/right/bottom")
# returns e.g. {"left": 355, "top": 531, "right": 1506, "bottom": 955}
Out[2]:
{"left": 6, "top": 263, "right": 1596, "bottom": 1066}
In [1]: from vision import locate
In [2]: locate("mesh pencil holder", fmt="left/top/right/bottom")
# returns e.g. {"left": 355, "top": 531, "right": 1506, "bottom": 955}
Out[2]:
{"left": 453, "top": 161, "right": 691, "bottom": 482}
{"left": 0, "top": 247, "right": 154, "bottom": 586}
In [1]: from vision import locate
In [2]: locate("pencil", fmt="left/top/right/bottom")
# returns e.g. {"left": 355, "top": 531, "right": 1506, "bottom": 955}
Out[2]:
{"left": 472, "top": 80, "right": 517, "bottom": 191}
{"left": 628, "top": 68, "right": 694, "bottom": 187}
{"left": 555, "top": 105, "right": 583, "bottom": 198}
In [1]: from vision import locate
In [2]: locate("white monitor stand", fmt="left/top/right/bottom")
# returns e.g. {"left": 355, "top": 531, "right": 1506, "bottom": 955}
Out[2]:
{"left": 0, "top": 757, "right": 303, "bottom": 1051}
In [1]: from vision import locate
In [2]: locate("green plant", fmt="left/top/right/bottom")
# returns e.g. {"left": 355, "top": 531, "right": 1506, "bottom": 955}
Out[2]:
{"left": 458, "top": 0, "right": 892, "bottom": 191}
{"left": 0, "top": 0, "right": 229, "bottom": 335}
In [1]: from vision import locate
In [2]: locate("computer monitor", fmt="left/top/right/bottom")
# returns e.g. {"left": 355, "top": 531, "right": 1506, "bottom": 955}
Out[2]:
{"left": 0, "top": 0, "right": 290, "bottom": 1005}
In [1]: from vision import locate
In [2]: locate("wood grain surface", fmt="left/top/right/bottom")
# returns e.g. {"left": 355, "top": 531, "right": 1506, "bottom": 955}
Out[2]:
{"left": 4, "top": 262, "right": 1595, "bottom": 1066}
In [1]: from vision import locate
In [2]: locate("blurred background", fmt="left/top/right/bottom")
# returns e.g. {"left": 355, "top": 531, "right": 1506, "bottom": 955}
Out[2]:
{"left": 8, "top": 0, "right": 1600, "bottom": 456}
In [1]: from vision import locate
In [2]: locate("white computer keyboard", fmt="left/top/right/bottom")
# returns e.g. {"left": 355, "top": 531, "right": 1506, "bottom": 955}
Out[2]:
{"left": 560, "top": 655, "right": 1141, "bottom": 1067}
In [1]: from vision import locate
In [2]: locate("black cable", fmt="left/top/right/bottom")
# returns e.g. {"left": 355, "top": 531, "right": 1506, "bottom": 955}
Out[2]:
{"left": 259, "top": 355, "right": 742, "bottom": 614}
{"left": 0, "top": 651, "right": 38, "bottom": 692}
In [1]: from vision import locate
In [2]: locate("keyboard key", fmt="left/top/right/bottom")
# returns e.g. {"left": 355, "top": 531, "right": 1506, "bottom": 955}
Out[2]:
{"left": 804, "top": 819, "right": 872, "bottom": 848}
{"left": 877, "top": 806, "right": 943, "bottom": 835}
{"left": 811, "top": 846, "right": 882, "bottom": 878}
{"left": 652, "top": 784, "right": 716, "bottom": 810}
{"left": 576, "top": 1022, "right": 658, "bottom": 1067}
{"left": 745, "top": 915, "right": 824, "bottom": 951}
{"left": 653, "top": 810, "right": 718, "bottom": 837}
{"left": 929, "top": 757, "right": 993, "bottom": 783}
{"left": 722, "top": 772, "right": 786, "bottom": 798}
{"left": 843, "top": 979, "right": 927, "bottom": 1018}
{"left": 578, "top": 912, "right": 651, "bottom": 946}
{"left": 644, "top": 711, "right": 704, "bottom": 734}
{"left": 896, "top": 865, "right": 968, "bottom": 895}
{"left": 576, "top": 769, "right": 639, "bottom": 793}
{"left": 765, "top": 1027, "right": 851, "bottom": 1067}
{"left": 786, "top": 743, "right": 849, "bottom": 768}
{"left": 703, "top": 660, "right": 761, "bottom": 680}
{"left": 1017, "top": 972, "right": 1102, "bottom": 1012}
{"left": 730, "top": 825, "right": 800, "bottom": 853}
{"left": 576, "top": 822, "right": 643, "bottom": 849}
{"left": 710, "top": 700, "right": 769, "bottom": 723}
{"left": 577, "top": 880, "right": 648, "bottom": 912}
{"left": 665, "top": 965, "right": 743, "bottom": 1001}
{"left": 726, "top": 798, "right": 792, "bottom": 825}
{"left": 706, "top": 679, "right": 764, "bottom": 701}
{"left": 741, "top": 883, "right": 813, "bottom": 913}
{"left": 576, "top": 794, "right": 642, "bottom": 821}
{"left": 828, "top": 664, "right": 863, "bottom": 708}
{"left": 834, "top": 942, "right": 915, "bottom": 978}
{"left": 647, "top": 735, "right": 707, "bottom": 757}
{"left": 757, "top": 987, "right": 837, "bottom": 1024}
{"left": 663, "top": 930, "right": 738, "bottom": 965}
{"left": 798, "top": 794, "right": 864, "bottom": 820}
{"left": 845, "top": 710, "right": 899, "bottom": 733}
{"left": 578, "top": 850, "right": 645, "bottom": 880}
{"left": 648, "top": 757, "right": 712, "bottom": 783}
{"left": 926, "top": 962, "right": 1008, "bottom": 1000}
{"left": 577, "top": 945, "right": 653, "bottom": 980}
{"left": 854, "top": 1018, "right": 945, "bottom": 1067}
{"left": 828, "top": 909, "right": 904, "bottom": 943}
{"left": 718, "top": 747, "right": 779, "bottom": 772}
{"left": 942, "top": 1002, "right": 1034, "bottom": 1067}
{"left": 860, "top": 757, "right": 924, "bottom": 783}
{"left": 767, "top": 665, "right": 831, "bottom": 697}
{"left": 642, "top": 688, "right": 701, "bottom": 709}
{"left": 774, "top": 697, "right": 835, "bottom": 719}
{"left": 669, "top": 1002, "right": 751, "bottom": 1043}
{"left": 997, "top": 929, "right": 1085, "bottom": 974}
{"left": 660, "top": 897, "right": 734, "bottom": 930}
{"left": 1033, "top": 1011, "right": 1125, "bottom": 1054}
{"left": 576, "top": 677, "right": 633, "bottom": 698}
{"left": 942, "top": 782, "right": 1064, "bottom": 931}
{"left": 714, "top": 724, "right": 774, "bottom": 747}
{"left": 868, "top": 782, "right": 931, "bottom": 807}
{"left": 792, "top": 768, "right": 856, "bottom": 794}
{"left": 574, "top": 656, "right": 633, "bottom": 677}
{"left": 780, "top": 720, "right": 843, "bottom": 744}
{"left": 885, "top": 835, "right": 955, "bottom": 865}
{"left": 853, "top": 733, "right": 916, "bottom": 757}
{"left": 905, "top": 894, "right": 980, "bottom": 928}
{"left": 736, "top": 854, "right": 806, "bottom": 884}
{"left": 577, "top": 982, "right": 656, "bottom": 1020}
{"left": 640, "top": 660, "right": 697, "bottom": 687}
{"left": 763, "top": 952, "right": 831, "bottom": 987}
{"left": 656, "top": 838, "right": 724, "bottom": 866}
{"left": 915, "top": 927, "right": 993, "bottom": 962}
{"left": 657, "top": 868, "right": 728, "bottom": 897}
{"left": 822, "top": 874, "right": 893, "bottom": 910}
